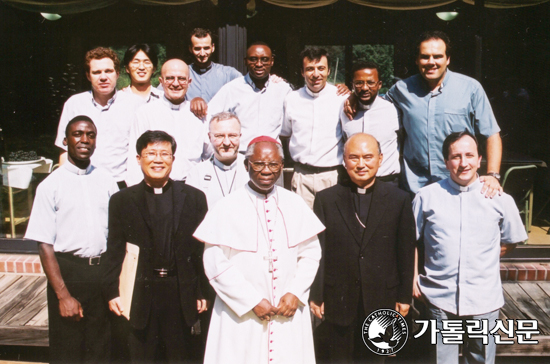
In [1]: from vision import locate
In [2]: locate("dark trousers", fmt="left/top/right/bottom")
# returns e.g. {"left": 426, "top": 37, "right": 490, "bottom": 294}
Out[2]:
{"left": 315, "top": 300, "right": 385, "bottom": 364}
{"left": 128, "top": 276, "right": 201, "bottom": 364}
{"left": 47, "top": 254, "right": 110, "bottom": 364}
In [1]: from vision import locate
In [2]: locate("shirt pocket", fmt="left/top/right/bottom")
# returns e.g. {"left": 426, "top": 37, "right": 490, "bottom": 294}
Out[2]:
{"left": 444, "top": 108, "right": 470, "bottom": 134}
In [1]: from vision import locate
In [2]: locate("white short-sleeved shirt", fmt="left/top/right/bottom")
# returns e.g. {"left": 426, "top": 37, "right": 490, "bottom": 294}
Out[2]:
{"left": 340, "top": 96, "right": 400, "bottom": 177}
{"left": 126, "top": 96, "right": 212, "bottom": 186}
{"left": 185, "top": 154, "right": 249, "bottom": 208}
{"left": 55, "top": 90, "right": 145, "bottom": 181}
{"left": 207, "top": 74, "right": 292, "bottom": 153}
{"left": 25, "top": 163, "right": 119, "bottom": 258}
{"left": 281, "top": 84, "right": 347, "bottom": 167}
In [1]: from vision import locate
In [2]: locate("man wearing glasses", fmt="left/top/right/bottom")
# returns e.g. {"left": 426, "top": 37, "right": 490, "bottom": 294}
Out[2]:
{"left": 207, "top": 42, "right": 292, "bottom": 153}
{"left": 122, "top": 44, "right": 163, "bottom": 102}
{"left": 126, "top": 59, "right": 212, "bottom": 186}
{"left": 186, "top": 111, "right": 249, "bottom": 208}
{"left": 194, "top": 136, "right": 324, "bottom": 364}
{"left": 340, "top": 61, "right": 400, "bottom": 185}
{"left": 104, "top": 130, "right": 210, "bottom": 363}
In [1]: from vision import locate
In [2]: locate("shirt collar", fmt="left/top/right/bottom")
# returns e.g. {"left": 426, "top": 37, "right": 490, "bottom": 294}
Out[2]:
{"left": 358, "top": 97, "right": 375, "bottom": 110}
{"left": 64, "top": 161, "right": 93, "bottom": 176}
{"left": 90, "top": 90, "right": 117, "bottom": 111}
{"left": 353, "top": 180, "right": 376, "bottom": 194}
{"left": 213, "top": 156, "right": 238, "bottom": 171}
{"left": 246, "top": 182, "right": 278, "bottom": 200}
{"left": 122, "top": 86, "right": 162, "bottom": 103}
{"left": 245, "top": 73, "right": 269, "bottom": 93}
{"left": 447, "top": 175, "right": 481, "bottom": 192}
{"left": 162, "top": 95, "right": 184, "bottom": 111}
{"left": 144, "top": 179, "right": 173, "bottom": 194}
{"left": 304, "top": 84, "right": 328, "bottom": 99}
{"left": 192, "top": 62, "right": 214, "bottom": 75}
{"left": 148, "top": 87, "right": 162, "bottom": 102}
{"left": 430, "top": 69, "right": 452, "bottom": 95}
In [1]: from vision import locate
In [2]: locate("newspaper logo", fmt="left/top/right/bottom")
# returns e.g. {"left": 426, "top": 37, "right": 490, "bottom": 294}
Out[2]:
{"left": 362, "top": 309, "right": 408, "bottom": 355}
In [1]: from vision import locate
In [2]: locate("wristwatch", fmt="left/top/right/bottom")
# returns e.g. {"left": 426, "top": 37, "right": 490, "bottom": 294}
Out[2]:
{"left": 486, "top": 172, "right": 501, "bottom": 182}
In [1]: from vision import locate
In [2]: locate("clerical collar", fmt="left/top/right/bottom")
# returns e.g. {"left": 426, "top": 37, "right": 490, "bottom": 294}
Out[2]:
{"left": 246, "top": 183, "right": 277, "bottom": 201}
{"left": 447, "top": 175, "right": 480, "bottom": 192}
{"left": 162, "top": 95, "right": 184, "bottom": 111}
{"left": 354, "top": 181, "right": 375, "bottom": 195}
{"left": 144, "top": 180, "right": 173, "bottom": 194}
{"left": 64, "top": 161, "right": 93, "bottom": 176}
{"left": 357, "top": 100, "right": 373, "bottom": 111}
{"left": 305, "top": 85, "right": 327, "bottom": 98}
{"left": 213, "top": 156, "right": 237, "bottom": 171}
{"left": 245, "top": 73, "right": 269, "bottom": 93}
{"left": 192, "top": 62, "right": 213, "bottom": 75}
{"left": 90, "top": 89, "right": 117, "bottom": 111}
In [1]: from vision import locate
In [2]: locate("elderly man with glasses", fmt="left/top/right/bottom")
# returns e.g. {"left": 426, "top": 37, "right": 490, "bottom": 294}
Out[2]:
{"left": 126, "top": 58, "right": 212, "bottom": 186}
{"left": 186, "top": 111, "right": 249, "bottom": 208}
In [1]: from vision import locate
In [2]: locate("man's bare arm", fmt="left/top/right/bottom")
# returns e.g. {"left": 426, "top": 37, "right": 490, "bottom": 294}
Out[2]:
{"left": 38, "top": 243, "right": 83, "bottom": 321}
{"left": 500, "top": 243, "right": 517, "bottom": 258}
{"left": 480, "top": 133, "right": 503, "bottom": 198}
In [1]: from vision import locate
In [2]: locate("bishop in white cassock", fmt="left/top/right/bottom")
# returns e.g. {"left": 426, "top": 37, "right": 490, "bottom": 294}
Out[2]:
{"left": 194, "top": 136, "right": 324, "bottom": 364}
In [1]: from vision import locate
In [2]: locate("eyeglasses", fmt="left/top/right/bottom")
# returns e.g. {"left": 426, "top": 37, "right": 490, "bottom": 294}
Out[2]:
{"left": 213, "top": 133, "right": 240, "bottom": 141}
{"left": 248, "top": 161, "right": 282, "bottom": 172}
{"left": 129, "top": 60, "right": 153, "bottom": 69}
{"left": 163, "top": 76, "right": 189, "bottom": 85}
{"left": 246, "top": 57, "right": 272, "bottom": 65}
{"left": 353, "top": 80, "right": 379, "bottom": 88}
{"left": 142, "top": 151, "right": 173, "bottom": 160}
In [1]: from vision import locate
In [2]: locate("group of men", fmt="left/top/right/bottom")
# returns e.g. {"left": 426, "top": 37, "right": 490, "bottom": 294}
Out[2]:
{"left": 24, "top": 27, "right": 528, "bottom": 364}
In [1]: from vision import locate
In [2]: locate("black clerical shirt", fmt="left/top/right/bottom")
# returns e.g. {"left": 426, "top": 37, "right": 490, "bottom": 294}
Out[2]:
{"left": 144, "top": 181, "right": 175, "bottom": 270}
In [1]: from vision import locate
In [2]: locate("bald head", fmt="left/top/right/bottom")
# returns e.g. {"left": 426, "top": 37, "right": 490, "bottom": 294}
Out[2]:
{"left": 159, "top": 59, "right": 190, "bottom": 104}
{"left": 343, "top": 133, "right": 383, "bottom": 188}
{"left": 344, "top": 133, "right": 381, "bottom": 156}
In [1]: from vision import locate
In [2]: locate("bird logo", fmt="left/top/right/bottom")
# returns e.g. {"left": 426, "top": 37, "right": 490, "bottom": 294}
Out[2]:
{"left": 362, "top": 309, "right": 408, "bottom": 355}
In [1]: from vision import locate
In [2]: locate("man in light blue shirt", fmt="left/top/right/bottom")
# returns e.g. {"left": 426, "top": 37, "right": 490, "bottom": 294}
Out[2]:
{"left": 186, "top": 28, "right": 242, "bottom": 103}
{"left": 385, "top": 31, "right": 502, "bottom": 195}
{"left": 412, "top": 130, "right": 527, "bottom": 364}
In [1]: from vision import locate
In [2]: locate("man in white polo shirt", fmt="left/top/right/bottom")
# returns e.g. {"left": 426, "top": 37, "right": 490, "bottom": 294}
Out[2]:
{"left": 207, "top": 42, "right": 292, "bottom": 153}
{"left": 26, "top": 115, "right": 118, "bottom": 363}
{"left": 340, "top": 60, "right": 400, "bottom": 184}
{"left": 281, "top": 47, "right": 348, "bottom": 208}
{"left": 55, "top": 47, "right": 144, "bottom": 189}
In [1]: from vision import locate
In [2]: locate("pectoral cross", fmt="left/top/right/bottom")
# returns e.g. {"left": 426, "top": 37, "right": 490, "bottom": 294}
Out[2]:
{"left": 264, "top": 252, "right": 278, "bottom": 273}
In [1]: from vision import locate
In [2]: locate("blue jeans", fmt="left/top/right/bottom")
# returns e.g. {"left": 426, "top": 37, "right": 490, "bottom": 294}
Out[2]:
{"left": 427, "top": 303, "right": 499, "bottom": 364}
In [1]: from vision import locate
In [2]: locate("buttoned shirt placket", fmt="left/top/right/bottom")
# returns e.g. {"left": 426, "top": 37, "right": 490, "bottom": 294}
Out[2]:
{"left": 304, "top": 87, "right": 320, "bottom": 164}
{"left": 427, "top": 86, "right": 443, "bottom": 177}
{"left": 245, "top": 75, "right": 269, "bottom": 143}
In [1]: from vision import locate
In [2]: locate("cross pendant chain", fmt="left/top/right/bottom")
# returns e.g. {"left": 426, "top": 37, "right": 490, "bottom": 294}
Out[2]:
{"left": 264, "top": 252, "right": 278, "bottom": 273}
